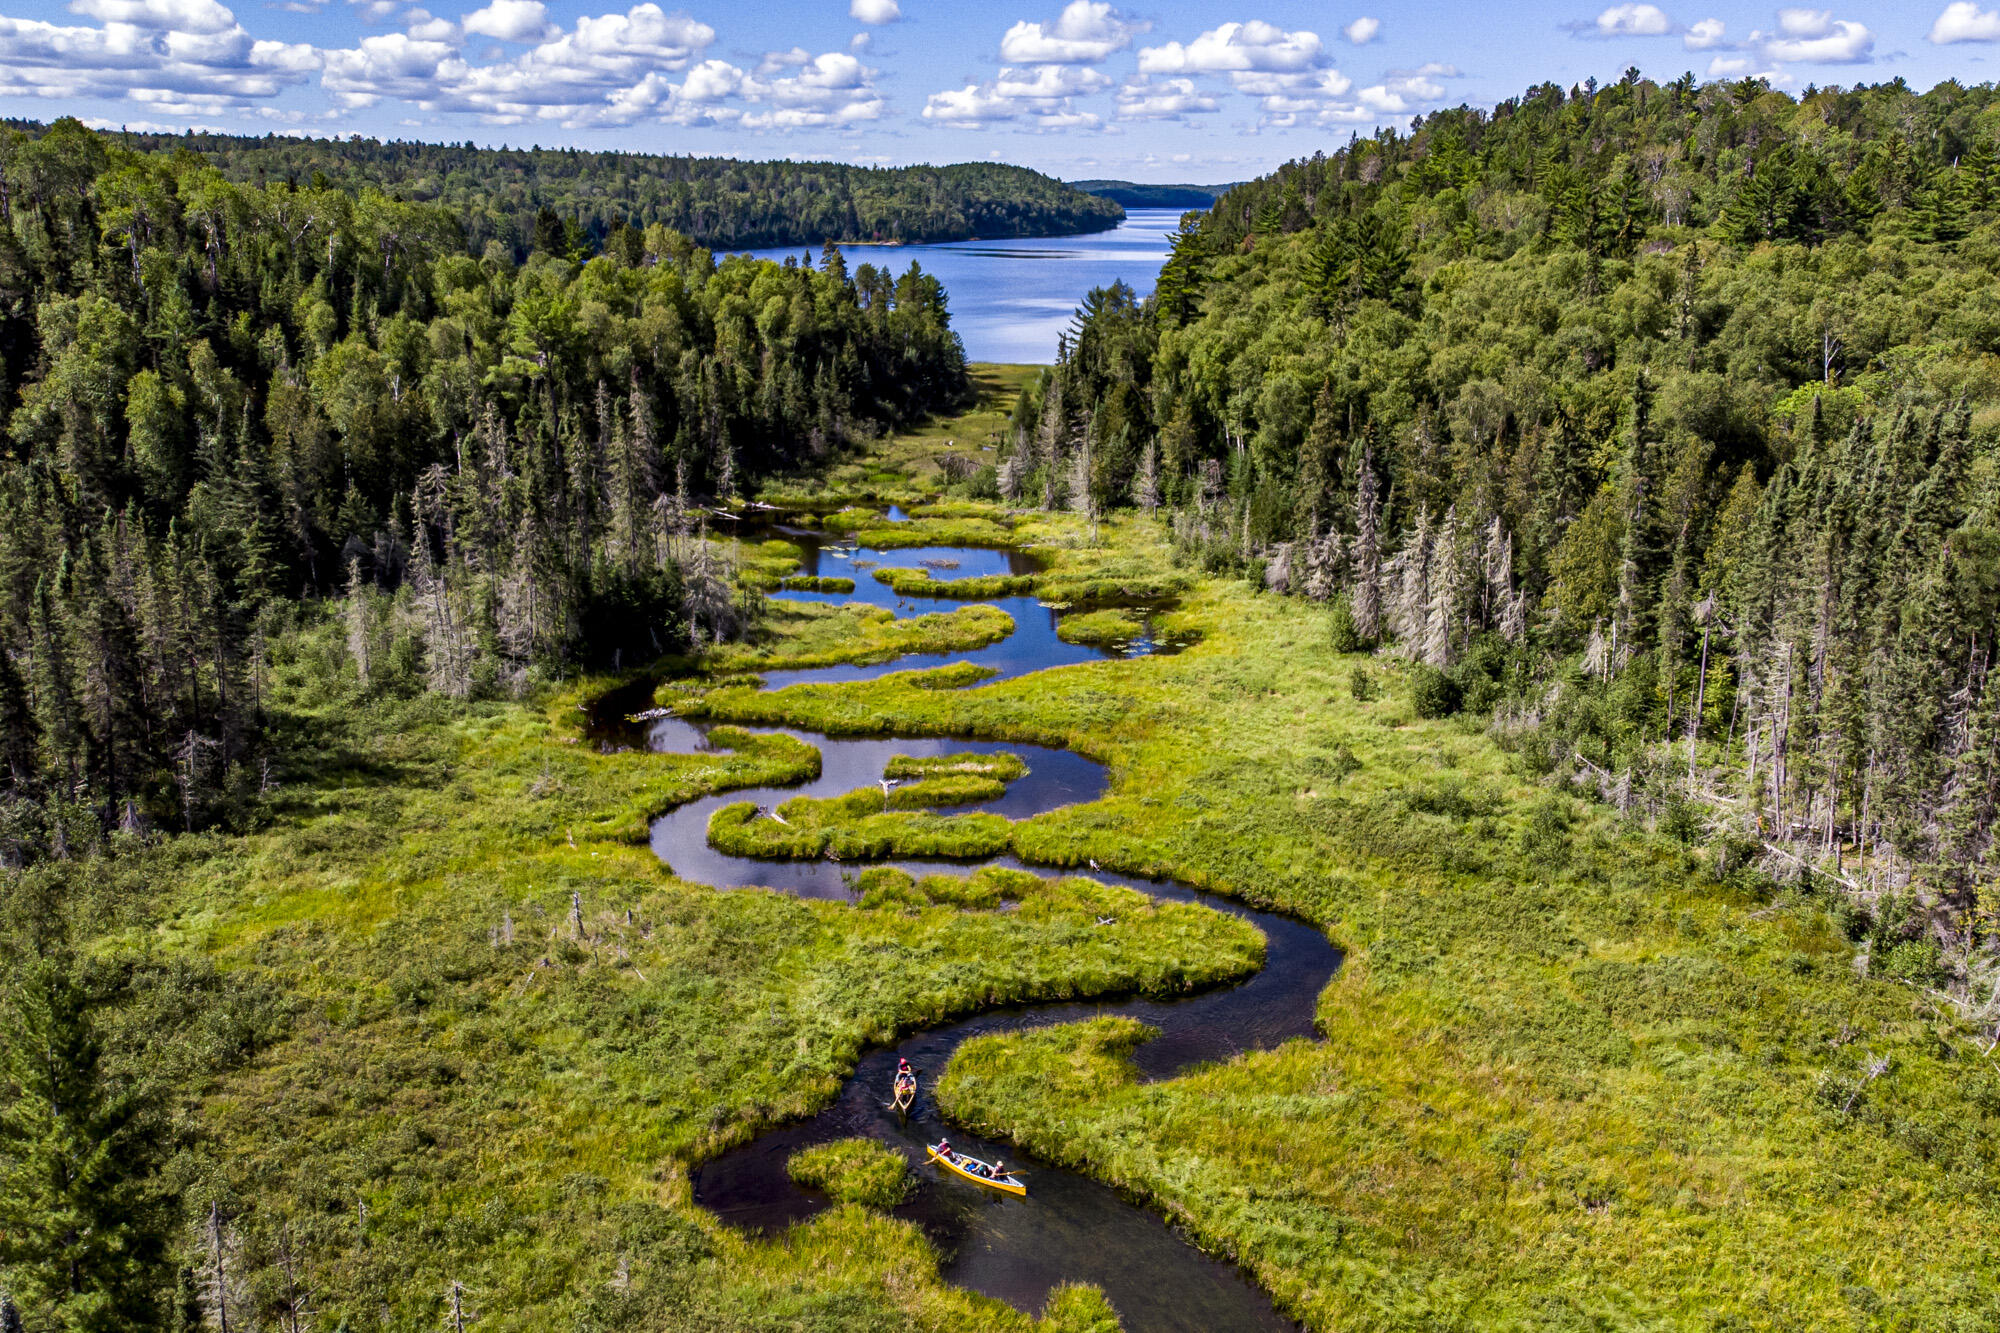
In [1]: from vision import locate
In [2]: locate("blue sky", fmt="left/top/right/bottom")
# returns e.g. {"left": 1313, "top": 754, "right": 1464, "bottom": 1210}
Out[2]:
{"left": 0, "top": 0, "right": 1996, "bottom": 180}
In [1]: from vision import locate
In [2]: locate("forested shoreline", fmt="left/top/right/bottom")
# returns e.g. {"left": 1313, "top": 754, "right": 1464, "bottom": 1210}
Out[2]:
{"left": 10, "top": 122, "right": 1124, "bottom": 254}
{"left": 1012, "top": 72, "right": 2000, "bottom": 1005}
{"left": 0, "top": 117, "right": 967, "bottom": 858}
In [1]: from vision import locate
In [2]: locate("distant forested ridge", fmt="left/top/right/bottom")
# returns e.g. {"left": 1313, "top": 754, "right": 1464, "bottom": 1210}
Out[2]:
{"left": 0, "top": 117, "right": 966, "bottom": 855}
{"left": 1069, "top": 180, "right": 1232, "bottom": 209}
{"left": 9, "top": 121, "right": 1123, "bottom": 253}
{"left": 1014, "top": 72, "right": 2000, "bottom": 995}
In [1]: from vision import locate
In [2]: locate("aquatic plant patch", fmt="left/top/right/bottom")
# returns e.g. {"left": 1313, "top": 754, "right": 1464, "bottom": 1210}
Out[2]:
{"left": 884, "top": 775, "right": 1008, "bottom": 808}
{"left": 787, "top": 1137, "right": 913, "bottom": 1208}
{"left": 872, "top": 567, "right": 1039, "bottom": 598}
{"left": 884, "top": 752, "right": 1030, "bottom": 782}
{"left": 1055, "top": 608, "right": 1144, "bottom": 647}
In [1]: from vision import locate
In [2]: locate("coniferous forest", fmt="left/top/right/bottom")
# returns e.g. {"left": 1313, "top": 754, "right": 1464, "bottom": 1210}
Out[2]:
{"left": 0, "top": 117, "right": 966, "bottom": 858}
{"left": 40, "top": 123, "right": 1124, "bottom": 253}
{"left": 1016, "top": 72, "right": 2000, "bottom": 1001}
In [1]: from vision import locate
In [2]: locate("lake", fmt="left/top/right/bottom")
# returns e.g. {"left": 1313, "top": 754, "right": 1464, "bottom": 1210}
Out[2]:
{"left": 742, "top": 208, "right": 1183, "bottom": 365}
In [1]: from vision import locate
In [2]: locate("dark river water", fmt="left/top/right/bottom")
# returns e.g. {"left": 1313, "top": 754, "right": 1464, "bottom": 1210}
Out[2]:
{"left": 614, "top": 515, "right": 1341, "bottom": 1331}
{"left": 741, "top": 210, "right": 1183, "bottom": 364}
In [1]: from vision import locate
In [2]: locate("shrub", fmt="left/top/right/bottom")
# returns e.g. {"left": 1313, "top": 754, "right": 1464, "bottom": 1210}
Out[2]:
{"left": 1405, "top": 777, "right": 1502, "bottom": 819}
{"left": 779, "top": 575, "right": 856, "bottom": 593}
{"left": 1448, "top": 634, "right": 1512, "bottom": 712}
{"left": 1411, "top": 665, "right": 1462, "bottom": 718}
{"left": 1659, "top": 797, "right": 1704, "bottom": 845}
{"left": 1877, "top": 937, "right": 1945, "bottom": 986}
{"left": 955, "top": 464, "right": 1001, "bottom": 501}
{"left": 1328, "top": 595, "right": 1367, "bottom": 654}
{"left": 786, "top": 1138, "right": 912, "bottom": 1208}
{"left": 1307, "top": 745, "right": 1361, "bottom": 782}
{"left": 1349, "top": 665, "right": 1378, "bottom": 702}
{"left": 1521, "top": 796, "right": 1574, "bottom": 867}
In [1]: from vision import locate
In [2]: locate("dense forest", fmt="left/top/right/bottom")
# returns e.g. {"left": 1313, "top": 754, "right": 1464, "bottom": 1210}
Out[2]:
{"left": 1068, "top": 181, "right": 1230, "bottom": 209}
{"left": 1013, "top": 72, "right": 2000, "bottom": 1000}
{"left": 0, "top": 117, "right": 967, "bottom": 861}
{"left": 13, "top": 123, "right": 1123, "bottom": 254}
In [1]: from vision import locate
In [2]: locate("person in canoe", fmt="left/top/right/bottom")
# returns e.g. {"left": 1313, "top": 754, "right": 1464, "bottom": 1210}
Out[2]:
{"left": 927, "top": 1140, "right": 1026, "bottom": 1194}
{"left": 891, "top": 1059, "right": 917, "bottom": 1112}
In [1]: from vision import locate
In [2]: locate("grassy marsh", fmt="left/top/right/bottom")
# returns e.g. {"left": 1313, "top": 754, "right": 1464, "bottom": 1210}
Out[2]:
{"left": 57, "top": 363, "right": 2000, "bottom": 1332}
{"left": 688, "top": 502, "right": 2000, "bottom": 1325}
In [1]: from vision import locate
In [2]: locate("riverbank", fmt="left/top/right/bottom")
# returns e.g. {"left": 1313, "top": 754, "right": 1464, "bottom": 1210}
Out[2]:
{"left": 66, "top": 367, "right": 2000, "bottom": 1330}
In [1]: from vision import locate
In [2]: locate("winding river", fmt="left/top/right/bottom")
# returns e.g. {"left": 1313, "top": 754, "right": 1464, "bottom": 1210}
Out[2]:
{"left": 628, "top": 517, "right": 1340, "bottom": 1331}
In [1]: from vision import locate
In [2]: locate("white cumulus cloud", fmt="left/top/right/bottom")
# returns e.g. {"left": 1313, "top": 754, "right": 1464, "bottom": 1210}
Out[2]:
{"left": 461, "top": 0, "right": 554, "bottom": 41}
{"left": 1684, "top": 17, "right": 1725, "bottom": 47}
{"left": 849, "top": 0, "right": 899, "bottom": 25}
{"left": 0, "top": 0, "right": 314, "bottom": 107}
{"left": 1114, "top": 73, "right": 1218, "bottom": 118}
{"left": 68, "top": 0, "right": 236, "bottom": 34}
{"left": 1354, "top": 62, "right": 1451, "bottom": 114}
{"left": 999, "top": 1, "right": 1147, "bottom": 64}
{"left": 923, "top": 59, "right": 1109, "bottom": 127}
{"left": 1758, "top": 15, "right": 1871, "bottom": 60}
{"left": 1930, "top": 1, "right": 2000, "bottom": 41}
{"left": 1137, "top": 20, "right": 1324, "bottom": 74}
{"left": 320, "top": 2, "right": 728, "bottom": 124}
{"left": 1594, "top": 3, "right": 1670, "bottom": 35}
{"left": 1343, "top": 16, "right": 1379, "bottom": 44}
{"left": 405, "top": 8, "right": 455, "bottom": 40}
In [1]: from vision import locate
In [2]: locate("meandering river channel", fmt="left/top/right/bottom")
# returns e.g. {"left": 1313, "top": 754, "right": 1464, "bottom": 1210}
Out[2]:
{"left": 628, "top": 518, "right": 1340, "bottom": 1330}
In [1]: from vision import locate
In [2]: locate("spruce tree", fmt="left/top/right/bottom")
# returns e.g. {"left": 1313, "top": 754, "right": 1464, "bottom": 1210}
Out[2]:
{"left": 0, "top": 910, "right": 164, "bottom": 1331}
{"left": 1351, "top": 448, "right": 1384, "bottom": 641}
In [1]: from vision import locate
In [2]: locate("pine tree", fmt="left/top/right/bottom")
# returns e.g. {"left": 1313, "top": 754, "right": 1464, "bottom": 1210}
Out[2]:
{"left": 0, "top": 647, "right": 38, "bottom": 794}
{"left": 998, "top": 443, "right": 1030, "bottom": 505}
{"left": 1423, "top": 507, "right": 1463, "bottom": 667}
{"left": 1351, "top": 448, "right": 1384, "bottom": 641}
{"left": 1613, "top": 373, "right": 1663, "bottom": 665}
{"left": 1034, "top": 376, "right": 1066, "bottom": 511}
{"left": 0, "top": 918, "right": 164, "bottom": 1330}
{"left": 343, "top": 558, "right": 371, "bottom": 688}
{"left": 1068, "top": 429, "right": 1096, "bottom": 541}
{"left": 29, "top": 573, "right": 84, "bottom": 795}
{"left": 1386, "top": 508, "right": 1434, "bottom": 649}
{"left": 1131, "top": 439, "right": 1159, "bottom": 514}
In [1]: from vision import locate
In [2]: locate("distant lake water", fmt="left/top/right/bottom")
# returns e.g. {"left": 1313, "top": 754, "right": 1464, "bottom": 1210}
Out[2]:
{"left": 741, "top": 208, "right": 1182, "bottom": 365}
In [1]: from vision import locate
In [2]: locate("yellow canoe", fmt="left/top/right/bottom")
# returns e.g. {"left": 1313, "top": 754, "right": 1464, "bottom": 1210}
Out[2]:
{"left": 892, "top": 1076, "right": 916, "bottom": 1112}
{"left": 927, "top": 1145, "right": 1026, "bottom": 1196}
